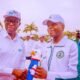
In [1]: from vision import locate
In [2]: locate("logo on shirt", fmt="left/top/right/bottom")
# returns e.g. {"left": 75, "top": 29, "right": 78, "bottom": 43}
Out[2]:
{"left": 18, "top": 48, "right": 22, "bottom": 52}
{"left": 56, "top": 51, "right": 64, "bottom": 59}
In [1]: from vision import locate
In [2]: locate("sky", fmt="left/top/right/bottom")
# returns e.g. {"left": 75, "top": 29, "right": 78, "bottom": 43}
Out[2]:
{"left": 0, "top": 0, "right": 80, "bottom": 35}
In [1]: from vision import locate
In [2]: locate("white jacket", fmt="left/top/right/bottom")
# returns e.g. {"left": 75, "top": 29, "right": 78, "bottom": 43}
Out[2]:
{"left": 41, "top": 36, "right": 78, "bottom": 80}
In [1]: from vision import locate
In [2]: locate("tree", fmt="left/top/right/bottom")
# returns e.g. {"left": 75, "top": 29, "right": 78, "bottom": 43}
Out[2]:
{"left": 23, "top": 22, "right": 38, "bottom": 35}
{"left": 64, "top": 31, "right": 72, "bottom": 39}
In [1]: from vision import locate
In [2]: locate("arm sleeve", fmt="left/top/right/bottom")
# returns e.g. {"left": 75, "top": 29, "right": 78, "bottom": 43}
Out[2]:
{"left": 0, "top": 67, "right": 13, "bottom": 74}
{"left": 19, "top": 42, "right": 28, "bottom": 69}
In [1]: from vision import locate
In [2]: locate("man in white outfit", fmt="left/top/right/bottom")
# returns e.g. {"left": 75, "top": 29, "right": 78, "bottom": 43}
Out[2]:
{"left": 0, "top": 10, "right": 27, "bottom": 80}
{"left": 34, "top": 15, "right": 78, "bottom": 80}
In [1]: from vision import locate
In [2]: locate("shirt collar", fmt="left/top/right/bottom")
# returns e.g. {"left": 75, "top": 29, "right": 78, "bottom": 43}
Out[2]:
{"left": 48, "top": 36, "right": 68, "bottom": 47}
{"left": 3, "top": 31, "right": 19, "bottom": 41}
{"left": 55, "top": 36, "right": 68, "bottom": 47}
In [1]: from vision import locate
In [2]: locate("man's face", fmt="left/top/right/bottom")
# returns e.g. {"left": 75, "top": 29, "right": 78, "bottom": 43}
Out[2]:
{"left": 40, "top": 36, "right": 45, "bottom": 42}
{"left": 26, "top": 36, "right": 30, "bottom": 40}
{"left": 47, "top": 21, "right": 64, "bottom": 38}
{"left": 4, "top": 16, "right": 20, "bottom": 34}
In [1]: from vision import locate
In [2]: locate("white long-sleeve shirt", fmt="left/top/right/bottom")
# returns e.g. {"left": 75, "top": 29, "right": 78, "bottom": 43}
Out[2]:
{"left": 0, "top": 33, "right": 26, "bottom": 74}
{"left": 41, "top": 36, "right": 78, "bottom": 80}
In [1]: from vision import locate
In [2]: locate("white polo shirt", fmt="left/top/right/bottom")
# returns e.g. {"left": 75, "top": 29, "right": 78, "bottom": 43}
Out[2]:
{"left": 0, "top": 33, "right": 26, "bottom": 74}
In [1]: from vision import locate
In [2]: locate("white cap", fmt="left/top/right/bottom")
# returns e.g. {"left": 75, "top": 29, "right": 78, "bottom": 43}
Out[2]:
{"left": 43, "top": 14, "right": 64, "bottom": 25}
{"left": 4, "top": 10, "right": 21, "bottom": 20}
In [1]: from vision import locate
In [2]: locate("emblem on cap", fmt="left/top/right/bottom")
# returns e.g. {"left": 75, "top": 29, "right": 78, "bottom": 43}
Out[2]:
{"left": 4, "top": 10, "right": 21, "bottom": 19}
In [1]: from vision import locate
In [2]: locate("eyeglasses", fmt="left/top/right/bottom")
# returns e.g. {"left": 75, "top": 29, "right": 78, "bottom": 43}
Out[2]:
{"left": 5, "top": 19, "right": 19, "bottom": 24}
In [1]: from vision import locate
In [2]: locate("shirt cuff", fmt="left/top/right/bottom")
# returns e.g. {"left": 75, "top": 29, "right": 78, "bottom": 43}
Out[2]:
{"left": 2, "top": 68, "right": 13, "bottom": 74}
{"left": 47, "top": 71, "right": 56, "bottom": 80}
